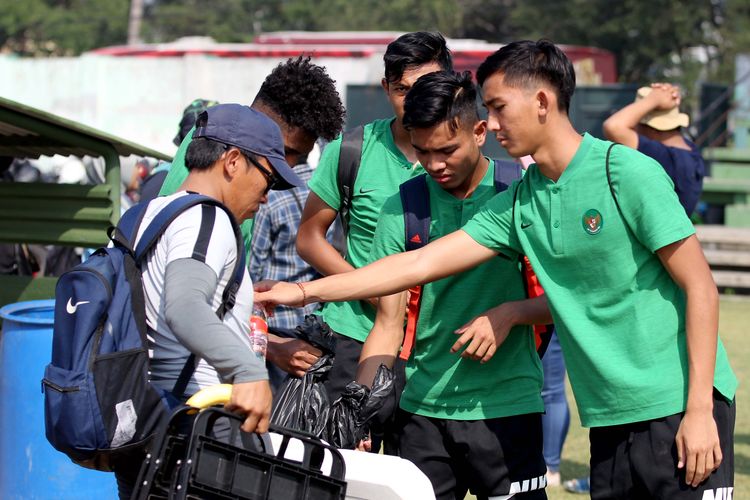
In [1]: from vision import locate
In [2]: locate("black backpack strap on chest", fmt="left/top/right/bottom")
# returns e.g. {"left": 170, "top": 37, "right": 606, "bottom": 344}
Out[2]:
{"left": 337, "top": 125, "right": 365, "bottom": 239}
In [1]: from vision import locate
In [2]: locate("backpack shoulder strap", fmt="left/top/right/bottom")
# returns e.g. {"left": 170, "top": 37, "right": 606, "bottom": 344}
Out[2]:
{"left": 111, "top": 201, "right": 150, "bottom": 250}
{"left": 133, "top": 194, "right": 245, "bottom": 317}
{"left": 605, "top": 143, "right": 623, "bottom": 217}
{"left": 337, "top": 125, "right": 365, "bottom": 238}
{"left": 399, "top": 175, "right": 431, "bottom": 252}
{"left": 492, "top": 158, "right": 522, "bottom": 193}
{"left": 398, "top": 174, "right": 431, "bottom": 361}
{"left": 131, "top": 194, "right": 246, "bottom": 400}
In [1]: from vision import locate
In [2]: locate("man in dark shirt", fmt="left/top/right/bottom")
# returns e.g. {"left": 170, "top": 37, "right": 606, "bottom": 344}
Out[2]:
{"left": 603, "top": 83, "right": 705, "bottom": 216}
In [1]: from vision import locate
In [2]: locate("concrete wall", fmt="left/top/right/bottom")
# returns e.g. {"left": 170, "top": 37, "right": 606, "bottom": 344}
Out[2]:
{"left": 0, "top": 53, "right": 384, "bottom": 155}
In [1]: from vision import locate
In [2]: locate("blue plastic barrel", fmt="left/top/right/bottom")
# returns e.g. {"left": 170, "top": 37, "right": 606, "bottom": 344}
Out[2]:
{"left": 0, "top": 300, "right": 117, "bottom": 499}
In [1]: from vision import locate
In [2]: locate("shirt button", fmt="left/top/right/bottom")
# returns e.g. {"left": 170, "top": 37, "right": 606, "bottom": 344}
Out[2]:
{"left": 552, "top": 188, "right": 559, "bottom": 194}
{"left": 553, "top": 221, "right": 560, "bottom": 228}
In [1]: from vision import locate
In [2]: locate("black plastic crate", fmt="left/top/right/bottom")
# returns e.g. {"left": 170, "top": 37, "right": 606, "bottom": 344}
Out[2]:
{"left": 133, "top": 406, "right": 346, "bottom": 500}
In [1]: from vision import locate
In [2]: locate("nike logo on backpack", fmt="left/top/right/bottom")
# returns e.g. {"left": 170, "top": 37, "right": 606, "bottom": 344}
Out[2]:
{"left": 66, "top": 298, "right": 90, "bottom": 314}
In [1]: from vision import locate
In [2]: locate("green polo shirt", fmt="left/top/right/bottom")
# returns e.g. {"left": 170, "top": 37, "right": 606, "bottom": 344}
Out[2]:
{"left": 310, "top": 118, "right": 422, "bottom": 341}
{"left": 158, "top": 128, "right": 255, "bottom": 256}
{"left": 370, "top": 160, "right": 543, "bottom": 420}
{"left": 462, "top": 133, "right": 737, "bottom": 427}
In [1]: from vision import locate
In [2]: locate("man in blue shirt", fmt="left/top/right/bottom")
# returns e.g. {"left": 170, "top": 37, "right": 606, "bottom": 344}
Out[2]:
{"left": 603, "top": 83, "right": 705, "bottom": 216}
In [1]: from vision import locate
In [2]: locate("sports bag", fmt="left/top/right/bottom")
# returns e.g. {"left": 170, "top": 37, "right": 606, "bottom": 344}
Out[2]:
{"left": 42, "top": 193, "right": 244, "bottom": 470}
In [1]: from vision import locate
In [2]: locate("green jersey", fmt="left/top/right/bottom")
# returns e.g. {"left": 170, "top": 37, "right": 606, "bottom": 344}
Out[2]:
{"left": 370, "top": 160, "right": 543, "bottom": 419}
{"left": 462, "top": 133, "right": 737, "bottom": 427}
{"left": 310, "top": 118, "right": 422, "bottom": 341}
{"left": 158, "top": 127, "right": 255, "bottom": 256}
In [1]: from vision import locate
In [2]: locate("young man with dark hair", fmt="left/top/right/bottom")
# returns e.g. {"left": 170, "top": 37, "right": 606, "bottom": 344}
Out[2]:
{"left": 160, "top": 56, "right": 345, "bottom": 196}
{"left": 257, "top": 40, "right": 737, "bottom": 500}
{"left": 158, "top": 56, "right": 345, "bottom": 382}
{"left": 295, "top": 33, "right": 452, "bottom": 446}
{"left": 603, "top": 83, "right": 705, "bottom": 216}
{"left": 354, "top": 70, "right": 550, "bottom": 499}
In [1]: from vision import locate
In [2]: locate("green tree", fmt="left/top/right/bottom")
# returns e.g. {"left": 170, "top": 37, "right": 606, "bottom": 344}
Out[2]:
{"left": 0, "top": 0, "right": 128, "bottom": 56}
{"left": 504, "top": 0, "right": 725, "bottom": 85}
{"left": 277, "top": 0, "right": 463, "bottom": 34}
{"left": 141, "top": 0, "right": 281, "bottom": 43}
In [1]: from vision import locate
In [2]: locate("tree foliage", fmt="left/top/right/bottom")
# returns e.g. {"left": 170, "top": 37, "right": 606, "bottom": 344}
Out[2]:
{"left": 0, "top": 0, "right": 128, "bottom": 56}
{"left": 0, "top": 0, "right": 746, "bottom": 85}
{"left": 503, "top": 0, "right": 724, "bottom": 84}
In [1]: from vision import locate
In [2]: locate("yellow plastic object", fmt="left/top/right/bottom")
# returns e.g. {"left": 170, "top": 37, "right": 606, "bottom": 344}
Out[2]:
{"left": 185, "top": 383, "right": 232, "bottom": 409}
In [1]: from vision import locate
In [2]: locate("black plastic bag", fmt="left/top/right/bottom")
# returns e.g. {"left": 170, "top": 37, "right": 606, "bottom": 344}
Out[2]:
{"left": 326, "top": 363, "right": 395, "bottom": 449}
{"left": 270, "top": 316, "right": 336, "bottom": 438}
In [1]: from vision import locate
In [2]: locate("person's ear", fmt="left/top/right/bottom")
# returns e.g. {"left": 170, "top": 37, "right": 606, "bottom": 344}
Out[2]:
{"left": 537, "top": 88, "right": 552, "bottom": 118}
{"left": 223, "top": 148, "right": 242, "bottom": 178}
{"left": 473, "top": 119, "right": 488, "bottom": 148}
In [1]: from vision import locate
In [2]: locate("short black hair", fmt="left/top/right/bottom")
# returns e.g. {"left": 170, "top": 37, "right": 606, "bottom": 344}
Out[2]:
{"left": 384, "top": 31, "right": 453, "bottom": 84}
{"left": 253, "top": 56, "right": 345, "bottom": 141}
{"left": 403, "top": 71, "right": 479, "bottom": 133}
{"left": 476, "top": 39, "right": 576, "bottom": 114}
{"left": 185, "top": 137, "right": 227, "bottom": 171}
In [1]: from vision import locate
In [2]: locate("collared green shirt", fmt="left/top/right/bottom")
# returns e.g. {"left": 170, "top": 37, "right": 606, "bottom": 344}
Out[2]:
{"left": 309, "top": 118, "right": 422, "bottom": 341}
{"left": 463, "top": 133, "right": 737, "bottom": 427}
{"left": 370, "top": 160, "right": 543, "bottom": 420}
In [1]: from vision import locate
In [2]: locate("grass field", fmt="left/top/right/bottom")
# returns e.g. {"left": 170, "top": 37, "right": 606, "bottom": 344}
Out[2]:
{"left": 545, "top": 296, "right": 749, "bottom": 499}
{"left": 469, "top": 296, "right": 749, "bottom": 500}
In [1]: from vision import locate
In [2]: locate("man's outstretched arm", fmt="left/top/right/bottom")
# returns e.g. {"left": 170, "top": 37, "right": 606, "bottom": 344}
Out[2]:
{"left": 256, "top": 229, "right": 498, "bottom": 308}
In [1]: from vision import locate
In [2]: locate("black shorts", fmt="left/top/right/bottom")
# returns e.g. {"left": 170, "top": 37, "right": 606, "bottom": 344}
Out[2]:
{"left": 590, "top": 392, "right": 735, "bottom": 500}
{"left": 322, "top": 329, "right": 406, "bottom": 455}
{"left": 396, "top": 410, "right": 547, "bottom": 500}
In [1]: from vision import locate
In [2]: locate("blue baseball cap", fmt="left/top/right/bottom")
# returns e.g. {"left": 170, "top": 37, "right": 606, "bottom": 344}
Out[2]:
{"left": 192, "top": 103, "right": 303, "bottom": 190}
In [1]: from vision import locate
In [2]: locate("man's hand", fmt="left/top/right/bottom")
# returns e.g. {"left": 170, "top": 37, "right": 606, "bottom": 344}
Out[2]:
{"left": 267, "top": 337, "right": 323, "bottom": 377}
{"left": 452, "top": 303, "right": 516, "bottom": 363}
{"left": 356, "top": 434, "right": 372, "bottom": 452}
{"left": 676, "top": 407, "right": 722, "bottom": 487}
{"left": 225, "top": 380, "right": 272, "bottom": 433}
{"left": 254, "top": 280, "right": 306, "bottom": 309}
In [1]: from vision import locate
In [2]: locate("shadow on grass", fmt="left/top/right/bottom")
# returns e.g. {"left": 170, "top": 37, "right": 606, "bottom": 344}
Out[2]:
{"left": 735, "top": 433, "right": 750, "bottom": 446}
{"left": 560, "top": 458, "right": 589, "bottom": 480}
{"left": 737, "top": 451, "right": 750, "bottom": 477}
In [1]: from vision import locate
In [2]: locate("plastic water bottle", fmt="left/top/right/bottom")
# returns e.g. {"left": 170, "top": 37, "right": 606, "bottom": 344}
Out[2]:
{"left": 248, "top": 304, "right": 268, "bottom": 360}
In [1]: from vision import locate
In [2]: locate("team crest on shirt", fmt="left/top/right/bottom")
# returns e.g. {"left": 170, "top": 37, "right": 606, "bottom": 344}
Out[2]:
{"left": 582, "top": 209, "right": 603, "bottom": 235}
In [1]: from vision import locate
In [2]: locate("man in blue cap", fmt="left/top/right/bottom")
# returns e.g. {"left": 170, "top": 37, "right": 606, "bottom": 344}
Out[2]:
{"left": 113, "top": 103, "right": 303, "bottom": 498}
